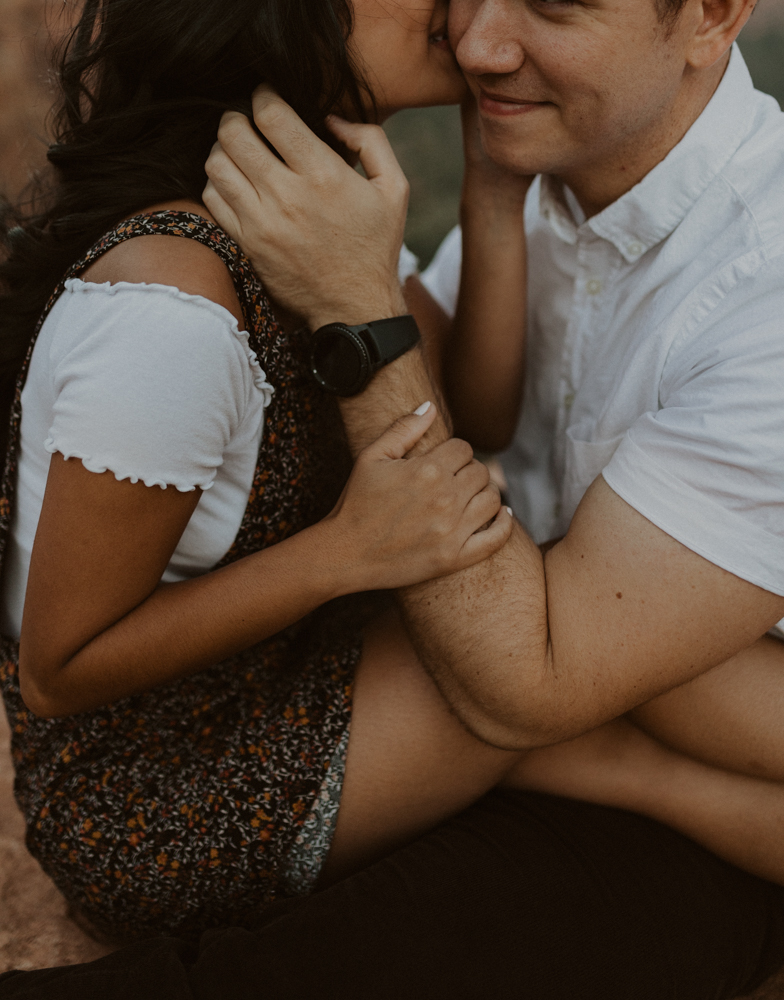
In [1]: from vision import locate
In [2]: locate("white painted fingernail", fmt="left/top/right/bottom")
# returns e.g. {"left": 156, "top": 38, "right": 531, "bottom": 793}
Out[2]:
{"left": 413, "top": 401, "right": 431, "bottom": 416}
{"left": 506, "top": 507, "right": 513, "bottom": 516}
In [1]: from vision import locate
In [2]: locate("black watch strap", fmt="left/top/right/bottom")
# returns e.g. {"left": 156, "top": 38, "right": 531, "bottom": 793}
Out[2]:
{"left": 359, "top": 315, "right": 421, "bottom": 369}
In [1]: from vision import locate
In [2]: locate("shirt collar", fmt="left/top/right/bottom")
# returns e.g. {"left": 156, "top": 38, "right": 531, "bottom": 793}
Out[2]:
{"left": 539, "top": 44, "right": 756, "bottom": 262}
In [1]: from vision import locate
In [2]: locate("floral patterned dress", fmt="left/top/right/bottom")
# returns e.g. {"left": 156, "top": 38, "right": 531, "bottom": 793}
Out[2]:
{"left": 0, "top": 211, "right": 367, "bottom": 942}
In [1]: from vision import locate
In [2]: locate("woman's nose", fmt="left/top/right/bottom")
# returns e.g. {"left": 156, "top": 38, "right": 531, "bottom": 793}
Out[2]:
{"left": 450, "top": 0, "right": 526, "bottom": 78}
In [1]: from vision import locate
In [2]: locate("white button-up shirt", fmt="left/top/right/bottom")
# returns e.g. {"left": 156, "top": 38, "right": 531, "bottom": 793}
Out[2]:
{"left": 422, "top": 46, "right": 784, "bottom": 635}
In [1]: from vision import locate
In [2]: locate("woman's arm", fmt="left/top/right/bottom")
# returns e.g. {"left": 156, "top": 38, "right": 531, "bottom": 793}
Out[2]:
{"left": 19, "top": 217, "right": 511, "bottom": 718}
{"left": 442, "top": 101, "right": 532, "bottom": 453}
{"left": 21, "top": 405, "right": 509, "bottom": 719}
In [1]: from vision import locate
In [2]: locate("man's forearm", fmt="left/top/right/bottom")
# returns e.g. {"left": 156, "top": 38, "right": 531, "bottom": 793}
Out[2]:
{"left": 339, "top": 348, "right": 552, "bottom": 751}
{"left": 446, "top": 194, "right": 528, "bottom": 453}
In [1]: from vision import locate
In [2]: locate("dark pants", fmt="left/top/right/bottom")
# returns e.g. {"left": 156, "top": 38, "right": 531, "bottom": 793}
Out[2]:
{"left": 1, "top": 790, "right": 782, "bottom": 1000}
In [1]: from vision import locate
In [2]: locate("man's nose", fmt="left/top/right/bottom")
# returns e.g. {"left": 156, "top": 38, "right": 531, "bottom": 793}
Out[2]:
{"left": 450, "top": 0, "right": 526, "bottom": 78}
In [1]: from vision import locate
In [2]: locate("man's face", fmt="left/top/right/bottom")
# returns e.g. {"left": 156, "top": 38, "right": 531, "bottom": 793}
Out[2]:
{"left": 450, "top": 0, "right": 693, "bottom": 183}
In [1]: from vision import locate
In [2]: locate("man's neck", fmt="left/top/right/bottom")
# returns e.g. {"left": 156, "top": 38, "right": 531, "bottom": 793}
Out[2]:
{"left": 557, "top": 53, "right": 730, "bottom": 219}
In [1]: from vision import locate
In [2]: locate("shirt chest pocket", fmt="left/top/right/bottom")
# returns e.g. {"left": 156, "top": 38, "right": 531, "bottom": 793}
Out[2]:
{"left": 561, "top": 430, "right": 626, "bottom": 532}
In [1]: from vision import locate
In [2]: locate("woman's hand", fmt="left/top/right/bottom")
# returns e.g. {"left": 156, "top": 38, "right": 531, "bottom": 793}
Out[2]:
{"left": 324, "top": 402, "right": 513, "bottom": 592}
{"left": 203, "top": 85, "right": 409, "bottom": 331}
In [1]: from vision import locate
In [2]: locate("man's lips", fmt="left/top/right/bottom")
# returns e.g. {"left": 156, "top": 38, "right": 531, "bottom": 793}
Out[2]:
{"left": 478, "top": 89, "right": 550, "bottom": 117}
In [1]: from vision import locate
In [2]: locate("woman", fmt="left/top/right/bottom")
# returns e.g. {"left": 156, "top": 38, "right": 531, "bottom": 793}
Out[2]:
{"left": 0, "top": 0, "right": 521, "bottom": 942}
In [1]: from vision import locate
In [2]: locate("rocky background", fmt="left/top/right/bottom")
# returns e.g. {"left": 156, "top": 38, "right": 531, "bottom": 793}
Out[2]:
{"left": 1, "top": 0, "right": 784, "bottom": 990}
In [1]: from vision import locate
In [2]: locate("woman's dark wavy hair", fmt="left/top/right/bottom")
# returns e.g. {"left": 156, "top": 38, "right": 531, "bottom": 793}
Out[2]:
{"left": 0, "top": 0, "right": 368, "bottom": 379}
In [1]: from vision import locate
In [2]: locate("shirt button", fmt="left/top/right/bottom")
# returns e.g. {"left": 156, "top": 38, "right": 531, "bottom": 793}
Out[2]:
{"left": 586, "top": 279, "right": 602, "bottom": 295}
{"left": 627, "top": 241, "right": 644, "bottom": 257}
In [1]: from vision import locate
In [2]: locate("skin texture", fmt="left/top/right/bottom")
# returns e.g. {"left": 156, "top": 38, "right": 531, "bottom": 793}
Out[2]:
{"left": 450, "top": 0, "right": 746, "bottom": 216}
{"left": 349, "top": 0, "right": 468, "bottom": 116}
{"left": 201, "top": 0, "right": 784, "bottom": 883}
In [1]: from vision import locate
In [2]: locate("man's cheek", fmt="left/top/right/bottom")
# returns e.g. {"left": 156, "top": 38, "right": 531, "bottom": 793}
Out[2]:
{"left": 447, "top": 0, "right": 479, "bottom": 47}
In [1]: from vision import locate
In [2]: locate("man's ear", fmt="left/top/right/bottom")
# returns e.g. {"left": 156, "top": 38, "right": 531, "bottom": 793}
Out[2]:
{"left": 684, "top": 0, "right": 755, "bottom": 69}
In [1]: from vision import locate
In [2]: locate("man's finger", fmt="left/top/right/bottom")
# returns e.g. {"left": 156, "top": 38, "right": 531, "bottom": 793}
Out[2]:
{"left": 361, "top": 403, "right": 437, "bottom": 462}
{"left": 215, "top": 110, "right": 285, "bottom": 188}
{"left": 204, "top": 140, "right": 263, "bottom": 215}
{"left": 202, "top": 179, "right": 243, "bottom": 240}
{"left": 251, "top": 84, "right": 342, "bottom": 176}
{"left": 327, "top": 116, "right": 407, "bottom": 191}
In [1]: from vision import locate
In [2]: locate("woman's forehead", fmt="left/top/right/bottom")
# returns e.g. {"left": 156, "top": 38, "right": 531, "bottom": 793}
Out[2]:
{"left": 352, "top": 0, "right": 441, "bottom": 28}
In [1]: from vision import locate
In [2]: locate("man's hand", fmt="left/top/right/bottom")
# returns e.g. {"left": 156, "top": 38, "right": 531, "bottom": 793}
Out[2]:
{"left": 204, "top": 85, "right": 409, "bottom": 330}
{"left": 460, "top": 96, "right": 533, "bottom": 210}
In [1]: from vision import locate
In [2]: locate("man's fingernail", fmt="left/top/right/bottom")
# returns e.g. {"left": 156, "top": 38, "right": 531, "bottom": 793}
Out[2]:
{"left": 413, "top": 402, "right": 431, "bottom": 416}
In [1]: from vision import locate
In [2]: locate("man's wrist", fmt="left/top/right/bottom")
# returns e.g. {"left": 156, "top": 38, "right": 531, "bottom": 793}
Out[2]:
{"left": 308, "top": 288, "right": 408, "bottom": 332}
{"left": 461, "top": 169, "right": 532, "bottom": 218}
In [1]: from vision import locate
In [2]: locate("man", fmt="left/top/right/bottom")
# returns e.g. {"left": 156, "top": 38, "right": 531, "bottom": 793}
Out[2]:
{"left": 201, "top": 0, "right": 784, "bottom": 861}
{"left": 3, "top": 0, "right": 784, "bottom": 995}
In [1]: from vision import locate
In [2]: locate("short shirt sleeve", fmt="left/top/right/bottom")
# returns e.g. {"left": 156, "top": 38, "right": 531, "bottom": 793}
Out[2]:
{"left": 421, "top": 226, "right": 462, "bottom": 317}
{"left": 603, "top": 285, "right": 784, "bottom": 600}
{"left": 45, "top": 280, "right": 274, "bottom": 492}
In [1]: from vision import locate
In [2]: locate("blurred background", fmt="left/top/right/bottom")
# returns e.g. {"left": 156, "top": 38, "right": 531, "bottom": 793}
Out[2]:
{"left": 1, "top": 0, "right": 784, "bottom": 268}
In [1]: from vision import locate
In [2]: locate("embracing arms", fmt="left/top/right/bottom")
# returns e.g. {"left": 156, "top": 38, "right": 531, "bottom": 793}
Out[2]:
{"left": 19, "top": 226, "right": 510, "bottom": 718}
{"left": 204, "top": 91, "right": 784, "bottom": 751}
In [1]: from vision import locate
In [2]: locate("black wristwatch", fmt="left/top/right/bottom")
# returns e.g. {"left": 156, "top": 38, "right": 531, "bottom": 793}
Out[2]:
{"left": 309, "top": 315, "right": 421, "bottom": 396}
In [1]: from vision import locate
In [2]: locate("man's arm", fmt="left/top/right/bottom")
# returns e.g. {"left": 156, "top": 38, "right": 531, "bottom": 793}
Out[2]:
{"left": 203, "top": 91, "right": 784, "bottom": 750}
{"left": 442, "top": 101, "right": 530, "bottom": 453}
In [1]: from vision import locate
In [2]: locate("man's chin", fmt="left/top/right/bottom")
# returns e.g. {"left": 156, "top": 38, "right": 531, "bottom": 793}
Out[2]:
{"left": 480, "top": 141, "right": 553, "bottom": 179}
{"left": 477, "top": 123, "right": 562, "bottom": 179}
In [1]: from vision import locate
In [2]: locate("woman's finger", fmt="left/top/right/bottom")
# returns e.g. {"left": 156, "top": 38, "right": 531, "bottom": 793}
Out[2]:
{"left": 460, "top": 505, "right": 515, "bottom": 565}
{"left": 461, "top": 484, "right": 504, "bottom": 535}
{"left": 430, "top": 437, "right": 475, "bottom": 475}
{"left": 454, "top": 458, "right": 492, "bottom": 501}
{"left": 360, "top": 403, "right": 437, "bottom": 463}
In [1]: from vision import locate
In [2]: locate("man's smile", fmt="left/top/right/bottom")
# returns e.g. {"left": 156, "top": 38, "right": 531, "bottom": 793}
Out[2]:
{"left": 477, "top": 87, "right": 552, "bottom": 116}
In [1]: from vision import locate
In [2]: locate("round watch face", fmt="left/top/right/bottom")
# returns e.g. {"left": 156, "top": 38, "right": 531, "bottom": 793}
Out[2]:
{"left": 310, "top": 326, "right": 371, "bottom": 396}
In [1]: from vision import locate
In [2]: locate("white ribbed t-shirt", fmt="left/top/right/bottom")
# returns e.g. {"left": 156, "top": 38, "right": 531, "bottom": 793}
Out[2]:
{"left": 1, "top": 279, "right": 274, "bottom": 637}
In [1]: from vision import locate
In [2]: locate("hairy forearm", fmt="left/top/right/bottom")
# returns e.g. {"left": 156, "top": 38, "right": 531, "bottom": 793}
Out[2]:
{"left": 340, "top": 347, "right": 554, "bottom": 750}
{"left": 445, "top": 194, "right": 528, "bottom": 452}
{"left": 339, "top": 346, "right": 451, "bottom": 456}
{"left": 21, "top": 521, "right": 349, "bottom": 717}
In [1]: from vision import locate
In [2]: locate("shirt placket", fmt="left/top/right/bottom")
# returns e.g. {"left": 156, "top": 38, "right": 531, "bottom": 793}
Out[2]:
{"left": 551, "top": 232, "right": 614, "bottom": 527}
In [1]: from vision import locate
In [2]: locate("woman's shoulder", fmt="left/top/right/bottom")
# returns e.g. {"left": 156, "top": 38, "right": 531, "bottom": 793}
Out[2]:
{"left": 82, "top": 200, "right": 244, "bottom": 327}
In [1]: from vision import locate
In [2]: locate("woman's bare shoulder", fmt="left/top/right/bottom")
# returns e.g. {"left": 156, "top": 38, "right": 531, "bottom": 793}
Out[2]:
{"left": 82, "top": 200, "right": 244, "bottom": 326}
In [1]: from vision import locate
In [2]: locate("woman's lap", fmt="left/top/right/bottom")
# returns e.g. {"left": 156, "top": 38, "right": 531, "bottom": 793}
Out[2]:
{"left": 0, "top": 623, "right": 359, "bottom": 942}
{"left": 1, "top": 789, "right": 782, "bottom": 999}
{"left": 320, "top": 610, "right": 520, "bottom": 882}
